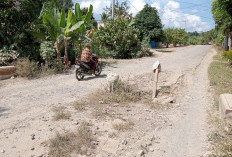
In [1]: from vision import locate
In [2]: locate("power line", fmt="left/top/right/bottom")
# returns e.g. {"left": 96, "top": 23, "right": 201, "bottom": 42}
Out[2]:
{"left": 126, "top": 0, "right": 139, "bottom": 12}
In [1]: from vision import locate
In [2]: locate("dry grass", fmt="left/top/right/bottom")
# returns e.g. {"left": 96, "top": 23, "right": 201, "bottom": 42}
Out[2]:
{"left": 87, "top": 80, "right": 151, "bottom": 108}
{"left": 104, "top": 80, "right": 151, "bottom": 105}
{"left": 52, "top": 106, "right": 71, "bottom": 121}
{"left": 208, "top": 49, "right": 232, "bottom": 157}
{"left": 112, "top": 120, "right": 134, "bottom": 131}
{"left": 73, "top": 101, "right": 85, "bottom": 111}
{"left": 108, "top": 132, "right": 117, "bottom": 138}
{"left": 16, "top": 58, "right": 39, "bottom": 78}
{"left": 149, "top": 102, "right": 173, "bottom": 110}
{"left": 49, "top": 123, "right": 95, "bottom": 157}
{"left": 208, "top": 57, "right": 232, "bottom": 97}
{"left": 92, "top": 107, "right": 111, "bottom": 118}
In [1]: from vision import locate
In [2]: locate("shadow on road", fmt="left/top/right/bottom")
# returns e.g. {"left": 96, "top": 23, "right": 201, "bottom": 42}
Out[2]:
{"left": 83, "top": 74, "right": 107, "bottom": 81}
{"left": 0, "top": 107, "right": 9, "bottom": 117}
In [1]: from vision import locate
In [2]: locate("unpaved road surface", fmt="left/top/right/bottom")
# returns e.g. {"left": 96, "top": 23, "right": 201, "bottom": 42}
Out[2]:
{"left": 0, "top": 45, "right": 214, "bottom": 157}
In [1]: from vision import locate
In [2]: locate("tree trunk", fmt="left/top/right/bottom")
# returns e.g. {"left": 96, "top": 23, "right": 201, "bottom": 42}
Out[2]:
{"left": 64, "top": 41, "right": 68, "bottom": 66}
{"left": 166, "top": 43, "right": 169, "bottom": 48}
{"left": 224, "top": 32, "right": 229, "bottom": 51}
{"left": 54, "top": 41, "right": 61, "bottom": 58}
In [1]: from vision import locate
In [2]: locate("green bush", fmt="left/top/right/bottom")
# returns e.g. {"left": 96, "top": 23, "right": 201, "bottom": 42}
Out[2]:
{"left": 40, "top": 59, "right": 64, "bottom": 75}
{"left": 0, "top": 47, "right": 19, "bottom": 66}
{"left": 16, "top": 58, "right": 38, "bottom": 78}
{"left": 223, "top": 50, "right": 232, "bottom": 64}
{"left": 137, "top": 37, "right": 152, "bottom": 57}
{"left": 40, "top": 41, "right": 56, "bottom": 62}
{"left": 91, "top": 18, "right": 141, "bottom": 59}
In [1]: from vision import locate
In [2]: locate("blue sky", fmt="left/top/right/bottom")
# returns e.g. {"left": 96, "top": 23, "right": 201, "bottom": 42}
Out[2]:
{"left": 72, "top": 0, "right": 215, "bottom": 32}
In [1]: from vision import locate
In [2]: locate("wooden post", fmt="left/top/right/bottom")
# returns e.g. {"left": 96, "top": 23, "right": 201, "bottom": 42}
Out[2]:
{"left": 153, "top": 69, "right": 159, "bottom": 98}
{"left": 152, "top": 61, "right": 161, "bottom": 99}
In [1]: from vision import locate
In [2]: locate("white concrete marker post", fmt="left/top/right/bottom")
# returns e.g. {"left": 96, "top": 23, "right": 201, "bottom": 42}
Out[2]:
{"left": 152, "top": 61, "right": 161, "bottom": 99}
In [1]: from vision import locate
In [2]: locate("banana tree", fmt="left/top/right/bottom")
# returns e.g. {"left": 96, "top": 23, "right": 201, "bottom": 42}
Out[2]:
{"left": 40, "top": 8, "right": 85, "bottom": 65}
{"left": 68, "top": 3, "right": 93, "bottom": 50}
{"left": 30, "top": 3, "right": 92, "bottom": 65}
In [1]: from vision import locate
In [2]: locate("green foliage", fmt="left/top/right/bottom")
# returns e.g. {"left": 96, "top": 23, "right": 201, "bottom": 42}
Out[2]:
{"left": 188, "top": 36, "right": 202, "bottom": 45}
{"left": 223, "top": 50, "right": 232, "bottom": 64}
{"left": 0, "top": 0, "right": 44, "bottom": 60}
{"left": 134, "top": 4, "right": 164, "bottom": 42}
{"left": 0, "top": 47, "right": 19, "bottom": 66}
{"left": 138, "top": 37, "right": 152, "bottom": 57}
{"left": 101, "top": 12, "right": 109, "bottom": 22}
{"left": 212, "top": 0, "right": 232, "bottom": 32}
{"left": 164, "top": 28, "right": 174, "bottom": 47}
{"left": 163, "top": 28, "right": 188, "bottom": 47}
{"left": 91, "top": 18, "right": 141, "bottom": 59}
{"left": 32, "top": 2, "right": 93, "bottom": 65}
{"left": 188, "top": 29, "right": 217, "bottom": 45}
{"left": 103, "top": 0, "right": 131, "bottom": 19}
{"left": 40, "top": 41, "right": 56, "bottom": 61}
{"left": 213, "top": 33, "right": 225, "bottom": 44}
{"left": 82, "top": 7, "right": 98, "bottom": 29}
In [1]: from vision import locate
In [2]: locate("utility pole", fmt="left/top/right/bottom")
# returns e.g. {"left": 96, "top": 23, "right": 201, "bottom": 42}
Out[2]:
{"left": 112, "top": 0, "right": 115, "bottom": 20}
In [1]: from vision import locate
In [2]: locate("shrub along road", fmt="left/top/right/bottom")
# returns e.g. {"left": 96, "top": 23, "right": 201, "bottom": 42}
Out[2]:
{"left": 0, "top": 45, "right": 214, "bottom": 156}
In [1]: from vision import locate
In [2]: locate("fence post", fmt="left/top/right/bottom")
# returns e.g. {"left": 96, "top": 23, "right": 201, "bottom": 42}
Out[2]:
{"left": 152, "top": 61, "right": 161, "bottom": 99}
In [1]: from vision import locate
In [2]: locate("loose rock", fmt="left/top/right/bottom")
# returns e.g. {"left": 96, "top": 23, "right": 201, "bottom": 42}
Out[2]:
{"left": 31, "top": 133, "right": 35, "bottom": 140}
{"left": 138, "top": 150, "right": 144, "bottom": 156}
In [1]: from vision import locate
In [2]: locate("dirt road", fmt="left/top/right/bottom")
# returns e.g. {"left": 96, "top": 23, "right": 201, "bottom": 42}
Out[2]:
{"left": 0, "top": 45, "right": 214, "bottom": 156}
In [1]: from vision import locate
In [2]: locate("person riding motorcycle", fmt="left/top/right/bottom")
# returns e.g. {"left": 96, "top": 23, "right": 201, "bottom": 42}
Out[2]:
{"left": 81, "top": 44, "right": 94, "bottom": 70}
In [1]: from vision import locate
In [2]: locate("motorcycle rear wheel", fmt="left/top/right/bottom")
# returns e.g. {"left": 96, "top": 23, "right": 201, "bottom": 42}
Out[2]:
{"left": 94, "top": 64, "right": 102, "bottom": 76}
{"left": 75, "top": 70, "right": 84, "bottom": 81}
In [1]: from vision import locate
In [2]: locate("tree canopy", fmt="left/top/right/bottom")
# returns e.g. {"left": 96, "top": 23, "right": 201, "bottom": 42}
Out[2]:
{"left": 163, "top": 28, "right": 188, "bottom": 47}
{"left": 103, "top": 0, "right": 132, "bottom": 20}
{"left": 0, "top": 0, "right": 74, "bottom": 61}
{"left": 133, "top": 4, "right": 164, "bottom": 42}
{"left": 212, "top": 0, "right": 232, "bottom": 32}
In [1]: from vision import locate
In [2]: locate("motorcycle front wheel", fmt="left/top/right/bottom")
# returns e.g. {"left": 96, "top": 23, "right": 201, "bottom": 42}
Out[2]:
{"left": 94, "top": 63, "right": 102, "bottom": 76}
{"left": 75, "top": 70, "right": 84, "bottom": 81}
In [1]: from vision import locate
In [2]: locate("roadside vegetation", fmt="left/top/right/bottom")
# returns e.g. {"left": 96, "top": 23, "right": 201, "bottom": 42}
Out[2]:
{"left": 49, "top": 122, "right": 95, "bottom": 157}
{"left": 208, "top": 0, "right": 232, "bottom": 155}
{"left": 1, "top": 0, "right": 218, "bottom": 79}
{"left": 52, "top": 106, "right": 71, "bottom": 121}
{"left": 208, "top": 46, "right": 232, "bottom": 157}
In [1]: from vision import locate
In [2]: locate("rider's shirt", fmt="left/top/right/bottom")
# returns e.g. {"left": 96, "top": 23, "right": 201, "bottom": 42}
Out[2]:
{"left": 81, "top": 48, "right": 92, "bottom": 63}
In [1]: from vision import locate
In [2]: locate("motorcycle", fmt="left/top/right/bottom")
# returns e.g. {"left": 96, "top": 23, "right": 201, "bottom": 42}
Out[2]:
{"left": 74, "top": 53, "right": 102, "bottom": 81}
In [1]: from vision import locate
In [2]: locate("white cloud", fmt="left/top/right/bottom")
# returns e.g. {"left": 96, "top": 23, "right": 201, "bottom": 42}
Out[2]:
{"left": 78, "top": 0, "right": 111, "bottom": 15}
{"left": 151, "top": 2, "right": 161, "bottom": 11}
{"left": 128, "top": 0, "right": 146, "bottom": 16}
{"left": 162, "top": 1, "right": 211, "bottom": 32}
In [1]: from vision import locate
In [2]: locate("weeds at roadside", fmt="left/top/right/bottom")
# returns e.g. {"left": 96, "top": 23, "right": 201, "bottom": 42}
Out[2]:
{"left": 149, "top": 102, "right": 173, "bottom": 110}
{"left": 16, "top": 58, "right": 39, "bottom": 78}
{"left": 208, "top": 52, "right": 232, "bottom": 156}
{"left": 87, "top": 80, "right": 151, "bottom": 107}
{"left": 16, "top": 58, "right": 65, "bottom": 78}
{"left": 49, "top": 123, "right": 95, "bottom": 157}
{"left": 74, "top": 101, "right": 85, "bottom": 111}
{"left": 108, "top": 132, "right": 117, "bottom": 138}
{"left": 113, "top": 120, "right": 134, "bottom": 131}
{"left": 92, "top": 107, "right": 111, "bottom": 118}
{"left": 104, "top": 80, "right": 151, "bottom": 105}
{"left": 52, "top": 106, "right": 71, "bottom": 121}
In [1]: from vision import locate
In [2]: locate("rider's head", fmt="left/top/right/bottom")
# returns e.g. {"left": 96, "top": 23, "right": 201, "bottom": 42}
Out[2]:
{"left": 86, "top": 43, "right": 91, "bottom": 49}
